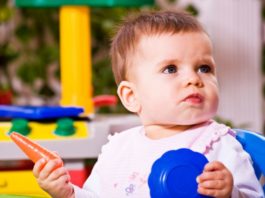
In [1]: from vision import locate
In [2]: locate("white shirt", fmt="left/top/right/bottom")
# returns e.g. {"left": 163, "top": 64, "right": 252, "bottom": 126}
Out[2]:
{"left": 74, "top": 120, "right": 264, "bottom": 198}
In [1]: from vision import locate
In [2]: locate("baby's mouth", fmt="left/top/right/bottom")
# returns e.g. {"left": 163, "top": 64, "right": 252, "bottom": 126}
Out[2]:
{"left": 183, "top": 93, "right": 204, "bottom": 104}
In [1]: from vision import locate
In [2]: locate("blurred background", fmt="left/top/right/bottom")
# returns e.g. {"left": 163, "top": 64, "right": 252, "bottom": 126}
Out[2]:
{"left": 0, "top": 0, "right": 264, "bottom": 131}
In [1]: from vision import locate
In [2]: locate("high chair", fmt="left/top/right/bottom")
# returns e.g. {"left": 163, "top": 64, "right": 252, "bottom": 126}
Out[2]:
{"left": 235, "top": 129, "right": 265, "bottom": 192}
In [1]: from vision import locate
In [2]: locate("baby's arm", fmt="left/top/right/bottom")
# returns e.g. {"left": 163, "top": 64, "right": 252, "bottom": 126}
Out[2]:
{"left": 197, "top": 161, "right": 233, "bottom": 198}
{"left": 203, "top": 132, "right": 264, "bottom": 198}
{"left": 33, "top": 158, "right": 74, "bottom": 198}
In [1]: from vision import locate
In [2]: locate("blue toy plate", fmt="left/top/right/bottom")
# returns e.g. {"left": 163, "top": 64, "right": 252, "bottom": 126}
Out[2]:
{"left": 148, "top": 148, "right": 213, "bottom": 198}
{"left": 0, "top": 105, "right": 84, "bottom": 120}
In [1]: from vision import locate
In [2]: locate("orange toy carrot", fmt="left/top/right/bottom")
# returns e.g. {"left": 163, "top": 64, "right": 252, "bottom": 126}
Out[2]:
{"left": 10, "top": 132, "right": 62, "bottom": 165}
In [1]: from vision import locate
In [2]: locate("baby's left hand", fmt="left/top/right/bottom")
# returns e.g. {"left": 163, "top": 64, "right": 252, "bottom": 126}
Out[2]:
{"left": 196, "top": 161, "right": 233, "bottom": 198}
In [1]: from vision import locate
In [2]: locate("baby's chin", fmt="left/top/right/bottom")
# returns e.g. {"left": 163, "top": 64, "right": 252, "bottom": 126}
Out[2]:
{"left": 170, "top": 114, "right": 215, "bottom": 126}
{"left": 146, "top": 119, "right": 211, "bottom": 128}
{"left": 142, "top": 112, "right": 216, "bottom": 127}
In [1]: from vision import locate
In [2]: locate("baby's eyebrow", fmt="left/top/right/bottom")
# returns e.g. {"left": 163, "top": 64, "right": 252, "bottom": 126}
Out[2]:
{"left": 156, "top": 58, "right": 180, "bottom": 66}
{"left": 197, "top": 57, "right": 215, "bottom": 65}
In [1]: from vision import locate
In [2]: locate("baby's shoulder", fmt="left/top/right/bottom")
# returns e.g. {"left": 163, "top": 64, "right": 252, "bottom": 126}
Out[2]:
{"left": 101, "top": 125, "right": 143, "bottom": 153}
{"left": 192, "top": 121, "right": 232, "bottom": 152}
{"left": 207, "top": 121, "right": 242, "bottom": 149}
{"left": 204, "top": 122, "right": 250, "bottom": 161}
{"left": 108, "top": 125, "right": 143, "bottom": 141}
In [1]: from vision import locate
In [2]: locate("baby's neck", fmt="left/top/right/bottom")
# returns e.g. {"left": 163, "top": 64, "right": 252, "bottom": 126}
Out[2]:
{"left": 143, "top": 122, "right": 206, "bottom": 140}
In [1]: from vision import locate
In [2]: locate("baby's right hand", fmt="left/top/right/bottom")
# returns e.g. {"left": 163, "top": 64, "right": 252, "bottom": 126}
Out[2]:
{"left": 33, "top": 158, "right": 74, "bottom": 198}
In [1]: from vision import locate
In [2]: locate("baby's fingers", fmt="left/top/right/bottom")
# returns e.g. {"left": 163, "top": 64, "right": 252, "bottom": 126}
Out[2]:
{"left": 197, "top": 170, "right": 224, "bottom": 182}
{"left": 49, "top": 167, "right": 71, "bottom": 182}
{"left": 197, "top": 186, "right": 227, "bottom": 197}
{"left": 197, "top": 161, "right": 233, "bottom": 198}
{"left": 38, "top": 159, "right": 63, "bottom": 180}
{"left": 198, "top": 179, "right": 225, "bottom": 189}
{"left": 203, "top": 161, "right": 225, "bottom": 172}
{"left": 33, "top": 158, "right": 47, "bottom": 178}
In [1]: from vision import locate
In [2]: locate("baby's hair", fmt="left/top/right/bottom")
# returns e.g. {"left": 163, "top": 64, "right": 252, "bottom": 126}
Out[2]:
{"left": 110, "top": 10, "right": 205, "bottom": 85}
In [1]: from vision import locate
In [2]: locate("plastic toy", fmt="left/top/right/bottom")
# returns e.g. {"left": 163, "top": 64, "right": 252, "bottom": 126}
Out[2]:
{"left": 148, "top": 148, "right": 212, "bottom": 198}
{"left": 10, "top": 132, "right": 62, "bottom": 165}
{"left": 93, "top": 95, "right": 117, "bottom": 108}
{"left": 0, "top": 105, "right": 84, "bottom": 120}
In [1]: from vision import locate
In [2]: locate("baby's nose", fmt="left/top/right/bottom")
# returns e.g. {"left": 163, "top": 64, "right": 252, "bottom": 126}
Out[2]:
{"left": 184, "top": 72, "right": 203, "bottom": 87}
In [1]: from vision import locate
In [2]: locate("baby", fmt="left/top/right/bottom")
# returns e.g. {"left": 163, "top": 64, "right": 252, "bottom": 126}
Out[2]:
{"left": 33, "top": 10, "right": 264, "bottom": 198}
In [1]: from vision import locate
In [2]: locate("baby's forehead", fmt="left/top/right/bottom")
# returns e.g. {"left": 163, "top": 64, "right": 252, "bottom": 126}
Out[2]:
{"left": 133, "top": 31, "right": 209, "bottom": 50}
{"left": 135, "top": 30, "right": 206, "bottom": 43}
{"left": 129, "top": 31, "right": 212, "bottom": 62}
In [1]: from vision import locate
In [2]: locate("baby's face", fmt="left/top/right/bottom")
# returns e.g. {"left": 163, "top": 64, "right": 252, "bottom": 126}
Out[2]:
{"left": 129, "top": 32, "right": 219, "bottom": 126}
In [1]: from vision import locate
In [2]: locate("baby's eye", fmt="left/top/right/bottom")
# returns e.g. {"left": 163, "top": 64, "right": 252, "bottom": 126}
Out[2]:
{"left": 163, "top": 65, "right": 177, "bottom": 74}
{"left": 198, "top": 65, "right": 212, "bottom": 73}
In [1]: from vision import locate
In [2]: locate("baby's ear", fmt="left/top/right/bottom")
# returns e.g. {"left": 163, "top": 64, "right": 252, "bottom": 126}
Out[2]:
{"left": 117, "top": 81, "right": 140, "bottom": 113}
